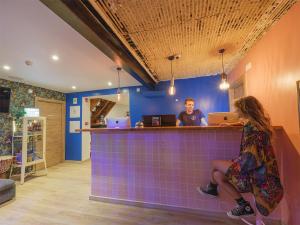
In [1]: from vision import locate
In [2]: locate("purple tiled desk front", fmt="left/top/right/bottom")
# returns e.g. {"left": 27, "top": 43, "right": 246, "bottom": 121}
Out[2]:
{"left": 89, "top": 127, "right": 244, "bottom": 213}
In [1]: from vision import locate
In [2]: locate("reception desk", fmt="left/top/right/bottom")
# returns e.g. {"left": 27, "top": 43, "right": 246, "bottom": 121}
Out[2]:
{"left": 82, "top": 126, "right": 285, "bottom": 220}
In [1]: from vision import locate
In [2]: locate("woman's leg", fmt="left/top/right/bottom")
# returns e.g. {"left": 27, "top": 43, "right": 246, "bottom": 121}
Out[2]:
{"left": 213, "top": 171, "right": 242, "bottom": 199}
{"left": 210, "top": 160, "right": 230, "bottom": 183}
{"left": 210, "top": 160, "right": 232, "bottom": 184}
{"left": 210, "top": 160, "right": 242, "bottom": 199}
{"left": 201, "top": 160, "right": 255, "bottom": 219}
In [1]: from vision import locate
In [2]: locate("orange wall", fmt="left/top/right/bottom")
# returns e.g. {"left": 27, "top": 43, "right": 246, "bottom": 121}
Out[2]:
{"left": 229, "top": 2, "right": 300, "bottom": 152}
{"left": 229, "top": 2, "right": 300, "bottom": 225}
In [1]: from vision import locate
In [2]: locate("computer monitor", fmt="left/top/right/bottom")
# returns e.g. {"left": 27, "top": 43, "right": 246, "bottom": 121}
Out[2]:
{"left": 106, "top": 117, "right": 131, "bottom": 128}
{"left": 161, "top": 114, "right": 176, "bottom": 127}
{"left": 207, "top": 112, "right": 239, "bottom": 126}
{"left": 142, "top": 114, "right": 176, "bottom": 127}
{"left": 142, "top": 115, "right": 160, "bottom": 127}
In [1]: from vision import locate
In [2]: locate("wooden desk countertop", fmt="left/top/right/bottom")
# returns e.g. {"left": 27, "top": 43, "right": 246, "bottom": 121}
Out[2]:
{"left": 80, "top": 125, "right": 283, "bottom": 133}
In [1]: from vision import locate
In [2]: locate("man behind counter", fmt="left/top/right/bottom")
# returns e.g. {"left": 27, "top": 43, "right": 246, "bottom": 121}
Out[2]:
{"left": 176, "top": 98, "right": 208, "bottom": 126}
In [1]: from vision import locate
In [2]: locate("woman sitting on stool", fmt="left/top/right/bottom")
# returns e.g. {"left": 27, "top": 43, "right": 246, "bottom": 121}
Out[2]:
{"left": 198, "top": 96, "right": 283, "bottom": 219}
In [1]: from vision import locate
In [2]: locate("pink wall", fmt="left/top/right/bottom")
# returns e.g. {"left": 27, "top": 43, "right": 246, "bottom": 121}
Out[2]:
{"left": 229, "top": 2, "right": 300, "bottom": 225}
{"left": 229, "top": 2, "right": 300, "bottom": 151}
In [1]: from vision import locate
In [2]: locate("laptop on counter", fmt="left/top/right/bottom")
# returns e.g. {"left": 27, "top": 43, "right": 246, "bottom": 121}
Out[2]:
{"left": 106, "top": 117, "right": 131, "bottom": 128}
{"left": 207, "top": 112, "right": 239, "bottom": 126}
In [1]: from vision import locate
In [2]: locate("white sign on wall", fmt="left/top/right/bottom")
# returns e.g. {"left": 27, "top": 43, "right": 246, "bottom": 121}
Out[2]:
{"left": 69, "top": 121, "right": 80, "bottom": 133}
{"left": 70, "top": 106, "right": 80, "bottom": 118}
{"left": 24, "top": 108, "right": 40, "bottom": 117}
{"left": 73, "top": 98, "right": 78, "bottom": 104}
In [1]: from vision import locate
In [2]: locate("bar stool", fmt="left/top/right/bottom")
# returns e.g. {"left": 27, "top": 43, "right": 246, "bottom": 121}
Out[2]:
{"left": 240, "top": 197, "right": 265, "bottom": 225}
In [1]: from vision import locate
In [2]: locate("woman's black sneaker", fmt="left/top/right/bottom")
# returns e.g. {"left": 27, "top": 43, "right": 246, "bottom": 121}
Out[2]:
{"left": 197, "top": 184, "right": 218, "bottom": 198}
{"left": 227, "top": 203, "right": 255, "bottom": 219}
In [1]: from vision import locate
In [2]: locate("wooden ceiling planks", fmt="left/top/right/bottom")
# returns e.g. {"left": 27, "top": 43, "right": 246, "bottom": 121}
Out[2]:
{"left": 90, "top": 0, "right": 297, "bottom": 81}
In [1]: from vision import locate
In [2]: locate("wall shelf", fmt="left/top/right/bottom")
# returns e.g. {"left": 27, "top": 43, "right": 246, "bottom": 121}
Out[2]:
{"left": 10, "top": 117, "right": 47, "bottom": 184}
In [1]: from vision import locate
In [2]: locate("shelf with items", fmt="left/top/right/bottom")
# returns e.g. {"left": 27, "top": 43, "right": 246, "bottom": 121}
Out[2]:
{"left": 13, "top": 132, "right": 43, "bottom": 138}
{"left": 10, "top": 117, "right": 47, "bottom": 184}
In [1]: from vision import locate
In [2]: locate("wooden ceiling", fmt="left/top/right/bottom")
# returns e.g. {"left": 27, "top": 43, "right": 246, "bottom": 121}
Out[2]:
{"left": 88, "top": 0, "right": 297, "bottom": 81}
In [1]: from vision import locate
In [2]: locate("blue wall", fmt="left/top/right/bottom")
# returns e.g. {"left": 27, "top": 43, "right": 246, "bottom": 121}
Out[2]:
{"left": 66, "top": 88, "right": 122, "bottom": 160}
{"left": 65, "top": 75, "right": 229, "bottom": 160}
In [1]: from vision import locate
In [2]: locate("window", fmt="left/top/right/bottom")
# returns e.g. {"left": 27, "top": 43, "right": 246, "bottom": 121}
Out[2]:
{"left": 229, "top": 75, "right": 246, "bottom": 112}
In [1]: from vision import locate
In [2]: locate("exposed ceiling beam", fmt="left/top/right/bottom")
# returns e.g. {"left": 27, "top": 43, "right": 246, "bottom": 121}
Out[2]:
{"left": 40, "top": 0, "right": 156, "bottom": 89}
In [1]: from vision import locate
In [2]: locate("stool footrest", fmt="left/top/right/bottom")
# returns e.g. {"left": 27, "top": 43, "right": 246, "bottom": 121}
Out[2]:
{"left": 241, "top": 218, "right": 265, "bottom": 225}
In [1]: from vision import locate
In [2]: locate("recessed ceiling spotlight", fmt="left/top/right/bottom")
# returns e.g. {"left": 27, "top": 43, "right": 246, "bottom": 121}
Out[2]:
{"left": 108, "top": 82, "right": 112, "bottom": 86}
{"left": 51, "top": 55, "right": 59, "bottom": 61}
{"left": 3, "top": 65, "right": 11, "bottom": 71}
{"left": 72, "top": 86, "right": 76, "bottom": 90}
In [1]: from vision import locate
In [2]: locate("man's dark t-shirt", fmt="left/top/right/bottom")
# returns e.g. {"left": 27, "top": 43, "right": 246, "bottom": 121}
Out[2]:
{"left": 178, "top": 109, "right": 205, "bottom": 126}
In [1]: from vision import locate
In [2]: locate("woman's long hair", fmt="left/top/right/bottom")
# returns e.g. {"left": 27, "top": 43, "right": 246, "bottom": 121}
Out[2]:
{"left": 234, "top": 96, "right": 273, "bottom": 137}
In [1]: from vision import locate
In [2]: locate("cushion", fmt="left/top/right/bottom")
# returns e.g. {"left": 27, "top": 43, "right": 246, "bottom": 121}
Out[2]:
{"left": 0, "top": 179, "right": 15, "bottom": 204}
{"left": 0, "top": 179, "right": 15, "bottom": 192}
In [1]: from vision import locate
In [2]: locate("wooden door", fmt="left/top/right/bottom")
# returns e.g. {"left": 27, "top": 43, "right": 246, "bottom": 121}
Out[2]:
{"left": 36, "top": 98, "right": 65, "bottom": 167}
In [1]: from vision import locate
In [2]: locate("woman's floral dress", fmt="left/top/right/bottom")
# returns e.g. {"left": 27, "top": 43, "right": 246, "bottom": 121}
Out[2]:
{"left": 226, "top": 122, "right": 284, "bottom": 216}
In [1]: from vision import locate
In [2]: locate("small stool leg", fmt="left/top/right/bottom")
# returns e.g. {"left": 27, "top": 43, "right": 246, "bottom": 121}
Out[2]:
{"left": 241, "top": 218, "right": 255, "bottom": 225}
{"left": 9, "top": 165, "right": 13, "bottom": 178}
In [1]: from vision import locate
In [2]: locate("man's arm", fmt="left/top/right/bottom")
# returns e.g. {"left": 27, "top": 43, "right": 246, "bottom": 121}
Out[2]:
{"left": 201, "top": 117, "right": 208, "bottom": 126}
{"left": 199, "top": 110, "right": 207, "bottom": 126}
{"left": 177, "top": 112, "right": 183, "bottom": 126}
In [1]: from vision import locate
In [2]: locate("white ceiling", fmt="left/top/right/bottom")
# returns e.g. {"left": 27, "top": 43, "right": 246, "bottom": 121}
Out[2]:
{"left": 0, "top": 0, "right": 140, "bottom": 93}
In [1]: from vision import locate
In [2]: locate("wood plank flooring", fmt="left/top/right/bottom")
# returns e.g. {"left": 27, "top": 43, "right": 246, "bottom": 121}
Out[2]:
{"left": 0, "top": 161, "right": 257, "bottom": 225}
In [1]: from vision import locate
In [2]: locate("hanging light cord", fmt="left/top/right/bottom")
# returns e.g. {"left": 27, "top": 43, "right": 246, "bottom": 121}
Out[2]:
{"left": 221, "top": 52, "right": 225, "bottom": 74}
{"left": 218, "top": 49, "right": 227, "bottom": 81}
{"left": 170, "top": 59, "right": 173, "bottom": 81}
{"left": 117, "top": 68, "right": 121, "bottom": 92}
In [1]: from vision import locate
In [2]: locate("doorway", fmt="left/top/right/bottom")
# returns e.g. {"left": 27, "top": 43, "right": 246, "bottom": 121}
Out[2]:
{"left": 81, "top": 93, "right": 129, "bottom": 161}
{"left": 35, "top": 97, "right": 66, "bottom": 167}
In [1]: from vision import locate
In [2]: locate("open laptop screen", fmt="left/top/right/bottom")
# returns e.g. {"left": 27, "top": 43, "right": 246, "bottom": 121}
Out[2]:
{"left": 106, "top": 117, "right": 131, "bottom": 128}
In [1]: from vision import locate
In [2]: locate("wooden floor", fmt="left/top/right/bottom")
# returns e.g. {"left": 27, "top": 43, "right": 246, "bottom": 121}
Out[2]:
{"left": 0, "top": 161, "right": 249, "bottom": 225}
